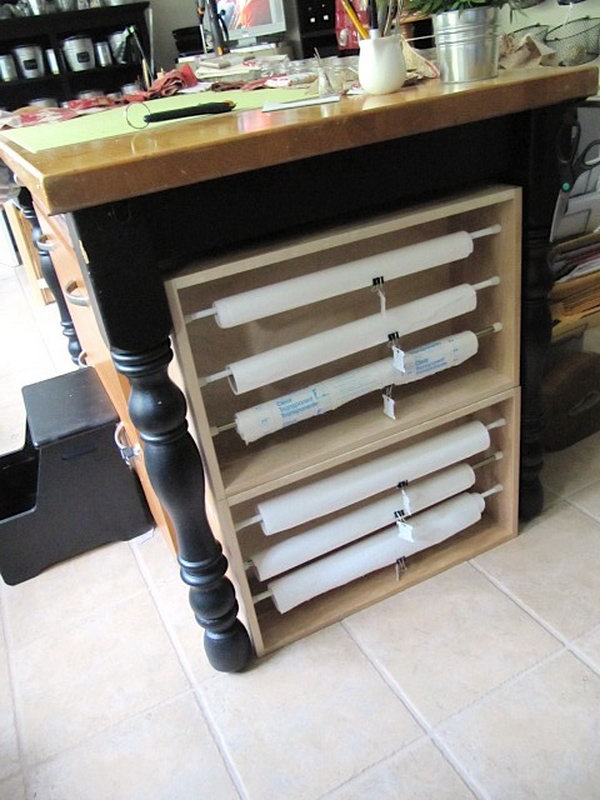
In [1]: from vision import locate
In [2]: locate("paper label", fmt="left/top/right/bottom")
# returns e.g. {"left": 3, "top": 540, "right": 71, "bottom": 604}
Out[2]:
{"left": 400, "top": 488, "right": 412, "bottom": 516}
{"left": 396, "top": 520, "right": 414, "bottom": 542}
{"left": 392, "top": 345, "right": 406, "bottom": 373}
{"left": 382, "top": 393, "right": 396, "bottom": 419}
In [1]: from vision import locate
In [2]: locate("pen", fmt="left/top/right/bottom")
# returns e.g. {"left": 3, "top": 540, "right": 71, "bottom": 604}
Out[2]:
{"left": 341, "top": 0, "right": 368, "bottom": 40}
{"left": 143, "top": 101, "right": 235, "bottom": 123}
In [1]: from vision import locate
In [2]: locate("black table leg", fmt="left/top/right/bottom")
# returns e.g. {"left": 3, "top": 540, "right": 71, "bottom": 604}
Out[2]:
{"left": 74, "top": 201, "right": 253, "bottom": 672}
{"left": 517, "top": 104, "right": 571, "bottom": 521}
{"left": 17, "top": 188, "right": 81, "bottom": 364}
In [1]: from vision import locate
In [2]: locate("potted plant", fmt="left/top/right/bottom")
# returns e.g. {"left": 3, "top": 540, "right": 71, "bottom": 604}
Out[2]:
{"left": 406, "top": 0, "right": 510, "bottom": 83}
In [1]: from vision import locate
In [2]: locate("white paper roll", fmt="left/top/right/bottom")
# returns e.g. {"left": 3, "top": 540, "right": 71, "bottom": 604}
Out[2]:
{"left": 235, "top": 331, "right": 479, "bottom": 443}
{"left": 212, "top": 231, "right": 473, "bottom": 328}
{"left": 257, "top": 419, "right": 490, "bottom": 534}
{"left": 269, "top": 492, "right": 485, "bottom": 613}
{"left": 251, "top": 462, "right": 475, "bottom": 580}
{"left": 228, "top": 283, "right": 477, "bottom": 394}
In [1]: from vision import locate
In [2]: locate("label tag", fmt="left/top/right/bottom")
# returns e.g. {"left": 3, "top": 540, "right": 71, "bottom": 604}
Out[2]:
{"left": 382, "top": 389, "right": 396, "bottom": 419}
{"left": 396, "top": 520, "right": 414, "bottom": 542}
{"left": 392, "top": 345, "right": 406, "bottom": 373}
{"left": 400, "top": 488, "right": 412, "bottom": 516}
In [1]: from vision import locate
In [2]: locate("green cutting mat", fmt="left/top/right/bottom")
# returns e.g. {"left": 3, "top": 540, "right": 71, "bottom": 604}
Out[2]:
{"left": 1, "top": 88, "right": 312, "bottom": 153}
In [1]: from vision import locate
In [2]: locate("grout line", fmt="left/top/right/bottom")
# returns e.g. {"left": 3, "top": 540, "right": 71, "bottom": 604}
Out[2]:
{"left": 470, "top": 561, "right": 600, "bottom": 679}
{"left": 341, "top": 620, "right": 491, "bottom": 800}
{"left": 563, "top": 495, "right": 600, "bottom": 528}
{"left": 316, "top": 735, "right": 431, "bottom": 799}
{"left": 19, "top": 688, "right": 193, "bottom": 779}
{"left": 191, "top": 688, "right": 248, "bottom": 800}
{"left": 130, "top": 536, "right": 247, "bottom": 800}
{"left": 2, "top": 583, "right": 148, "bottom": 654}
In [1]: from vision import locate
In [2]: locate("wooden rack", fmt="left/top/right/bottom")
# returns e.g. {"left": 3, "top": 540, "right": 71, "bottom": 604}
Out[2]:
{"left": 165, "top": 184, "right": 522, "bottom": 656}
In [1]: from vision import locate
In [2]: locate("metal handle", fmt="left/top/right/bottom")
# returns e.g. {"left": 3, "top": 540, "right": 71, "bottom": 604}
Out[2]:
{"left": 63, "top": 279, "right": 90, "bottom": 307}
{"left": 114, "top": 422, "right": 141, "bottom": 466}
{"left": 37, "top": 234, "right": 56, "bottom": 252}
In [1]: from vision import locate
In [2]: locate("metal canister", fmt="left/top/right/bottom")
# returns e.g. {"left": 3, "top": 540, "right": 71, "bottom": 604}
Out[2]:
{"left": 30, "top": 97, "right": 58, "bottom": 108}
{"left": 94, "top": 41, "right": 112, "bottom": 67}
{"left": 45, "top": 48, "right": 60, "bottom": 75}
{"left": 13, "top": 45, "right": 45, "bottom": 79}
{"left": 0, "top": 54, "right": 18, "bottom": 82}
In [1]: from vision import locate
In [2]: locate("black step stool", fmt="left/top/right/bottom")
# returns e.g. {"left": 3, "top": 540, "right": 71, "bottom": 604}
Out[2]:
{"left": 0, "top": 368, "right": 152, "bottom": 585}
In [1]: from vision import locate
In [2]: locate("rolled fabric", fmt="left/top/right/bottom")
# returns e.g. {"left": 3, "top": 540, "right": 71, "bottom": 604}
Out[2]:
{"left": 268, "top": 491, "right": 485, "bottom": 614}
{"left": 228, "top": 283, "right": 477, "bottom": 394}
{"left": 257, "top": 419, "right": 490, "bottom": 534}
{"left": 210, "top": 231, "right": 474, "bottom": 328}
{"left": 235, "top": 331, "right": 479, "bottom": 443}
{"left": 251, "top": 462, "right": 476, "bottom": 580}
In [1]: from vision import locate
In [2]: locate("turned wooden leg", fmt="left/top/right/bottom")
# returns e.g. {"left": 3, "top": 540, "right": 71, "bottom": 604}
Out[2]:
{"left": 17, "top": 189, "right": 82, "bottom": 364}
{"left": 520, "top": 226, "right": 554, "bottom": 521}
{"left": 112, "top": 342, "right": 253, "bottom": 672}
{"left": 518, "top": 104, "right": 574, "bottom": 521}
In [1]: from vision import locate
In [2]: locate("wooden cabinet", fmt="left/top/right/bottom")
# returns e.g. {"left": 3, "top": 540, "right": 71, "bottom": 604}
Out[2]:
{"left": 0, "top": 3, "right": 149, "bottom": 111}
{"left": 165, "top": 184, "right": 522, "bottom": 656}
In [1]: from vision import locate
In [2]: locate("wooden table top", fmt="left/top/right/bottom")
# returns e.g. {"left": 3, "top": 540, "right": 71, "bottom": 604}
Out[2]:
{"left": 0, "top": 65, "right": 597, "bottom": 215}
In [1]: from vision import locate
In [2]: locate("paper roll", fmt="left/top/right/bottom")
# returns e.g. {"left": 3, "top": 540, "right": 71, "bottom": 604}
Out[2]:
{"left": 269, "top": 492, "right": 486, "bottom": 613}
{"left": 212, "top": 231, "right": 473, "bottom": 328}
{"left": 257, "top": 419, "right": 490, "bottom": 534}
{"left": 228, "top": 283, "right": 477, "bottom": 394}
{"left": 235, "top": 331, "right": 479, "bottom": 443}
{"left": 251, "top": 462, "right": 476, "bottom": 580}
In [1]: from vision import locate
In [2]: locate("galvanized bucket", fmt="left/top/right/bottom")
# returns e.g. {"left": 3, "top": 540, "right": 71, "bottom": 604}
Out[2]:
{"left": 433, "top": 7, "right": 500, "bottom": 84}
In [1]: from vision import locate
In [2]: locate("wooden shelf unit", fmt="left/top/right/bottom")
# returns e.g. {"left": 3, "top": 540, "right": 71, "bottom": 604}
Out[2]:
{"left": 166, "top": 184, "right": 522, "bottom": 656}
{"left": 0, "top": 3, "right": 149, "bottom": 110}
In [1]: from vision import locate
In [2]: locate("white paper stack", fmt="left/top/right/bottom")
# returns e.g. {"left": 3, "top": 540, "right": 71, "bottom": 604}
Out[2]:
{"left": 257, "top": 419, "right": 491, "bottom": 534}
{"left": 268, "top": 491, "right": 485, "bottom": 613}
{"left": 228, "top": 283, "right": 477, "bottom": 394}
{"left": 251, "top": 462, "right": 476, "bottom": 580}
{"left": 208, "top": 231, "right": 474, "bottom": 328}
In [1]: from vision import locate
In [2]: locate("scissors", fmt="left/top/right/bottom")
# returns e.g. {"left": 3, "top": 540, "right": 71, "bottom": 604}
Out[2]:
{"left": 551, "top": 113, "right": 600, "bottom": 242}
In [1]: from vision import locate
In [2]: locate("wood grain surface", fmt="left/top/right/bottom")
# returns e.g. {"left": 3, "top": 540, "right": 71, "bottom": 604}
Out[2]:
{"left": 0, "top": 66, "right": 596, "bottom": 214}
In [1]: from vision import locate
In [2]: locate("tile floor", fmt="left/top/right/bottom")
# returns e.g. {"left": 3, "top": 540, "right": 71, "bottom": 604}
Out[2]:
{"left": 1, "top": 259, "right": 600, "bottom": 800}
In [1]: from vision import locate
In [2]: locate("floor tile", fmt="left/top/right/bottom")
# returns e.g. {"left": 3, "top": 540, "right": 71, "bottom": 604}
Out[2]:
{"left": 327, "top": 738, "right": 475, "bottom": 800}
{"left": 27, "top": 693, "right": 238, "bottom": 800}
{"left": 438, "top": 652, "right": 600, "bottom": 800}
{"left": 344, "top": 563, "right": 560, "bottom": 725}
{"left": 541, "top": 431, "right": 600, "bottom": 498}
{"left": 2, "top": 542, "right": 147, "bottom": 649}
{"left": 0, "top": 774, "right": 25, "bottom": 800}
{"left": 131, "top": 529, "right": 178, "bottom": 588}
{"left": 12, "top": 591, "right": 189, "bottom": 765}
{"left": 475, "top": 502, "right": 600, "bottom": 640}
{"left": 132, "top": 533, "right": 214, "bottom": 684}
{"left": 0, "top": 619, "right": 19, "bottom": 781}
{"left": 567, "top": 480, "right": 600, "bottom": 523}
{"left": 199, "top": 624, "right": 422, "bottom": 800}
{"left": 573, "top": 625, "right": 600, "bottom": 673}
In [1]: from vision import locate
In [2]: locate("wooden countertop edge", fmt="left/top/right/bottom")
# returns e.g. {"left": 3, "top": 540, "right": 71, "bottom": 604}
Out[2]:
{"left": 1, "top": 65, "right": 597, "bottom": 214}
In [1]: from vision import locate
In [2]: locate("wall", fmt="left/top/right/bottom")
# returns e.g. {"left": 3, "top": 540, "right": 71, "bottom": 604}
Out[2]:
{"left": 499, "top": 0, "right": 600, "bottom": 32}
{"left": 150, "top": 0, "right": 197, "bottom": 70}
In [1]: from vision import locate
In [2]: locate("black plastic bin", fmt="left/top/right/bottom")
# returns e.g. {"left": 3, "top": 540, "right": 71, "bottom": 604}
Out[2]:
{"left": 0, "top": 368, "right": 152, "bottom": 585}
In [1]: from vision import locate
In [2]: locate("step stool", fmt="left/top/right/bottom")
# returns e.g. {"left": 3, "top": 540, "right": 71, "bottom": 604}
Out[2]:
{"left": 0, "top": 368, "right": 152, "bottom": 585}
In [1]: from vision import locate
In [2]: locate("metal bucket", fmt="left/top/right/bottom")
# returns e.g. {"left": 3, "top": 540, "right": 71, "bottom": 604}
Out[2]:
{"left": 433, "top": 7, "right": 500, "bottom": 84}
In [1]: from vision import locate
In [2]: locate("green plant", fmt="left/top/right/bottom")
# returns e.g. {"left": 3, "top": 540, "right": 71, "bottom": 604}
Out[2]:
{"left": 407, "top": 0, "right": 509, "bottom": 16}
